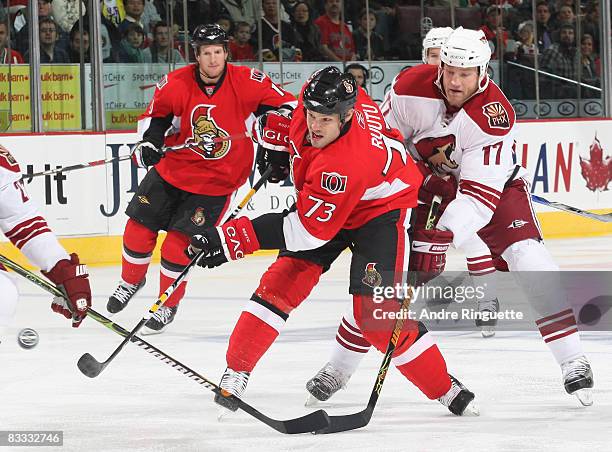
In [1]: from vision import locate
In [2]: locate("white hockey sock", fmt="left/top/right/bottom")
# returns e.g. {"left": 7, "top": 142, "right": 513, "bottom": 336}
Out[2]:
{"left": 536, "top": 309, "right": 584, "bottom": 365}
{"left": 329, "top": 340, "right": 368, "bottom": 376}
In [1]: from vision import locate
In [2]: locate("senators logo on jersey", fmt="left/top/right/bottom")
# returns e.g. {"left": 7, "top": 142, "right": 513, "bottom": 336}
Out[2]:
{"left": 321, "top": 172, "right": 347, "bottom": 194}
{"left": 482, "top": 102, "right": 510, "bottom": 130}
{"left": 416, "top": 135, "right": 458, "bottom": 174}
{"left": 187, "top": 105, "right": 231, "bottom": 160}
{"left": 362, "top": 262, "right": 382, "bottom": 288}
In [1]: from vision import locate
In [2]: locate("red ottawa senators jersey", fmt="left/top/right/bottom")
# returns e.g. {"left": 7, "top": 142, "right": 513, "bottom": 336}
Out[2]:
{"left": 139, "top": 63, "right": 295, "bottom": 195}
{"left": 281, "top": 87, "right": 423, "bottom": 252}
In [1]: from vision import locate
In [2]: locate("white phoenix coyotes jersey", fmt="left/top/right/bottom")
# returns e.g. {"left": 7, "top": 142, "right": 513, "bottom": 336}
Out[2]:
{"left": 381, "top": 64, "right": 527, "bottom": 247}
{"left": 0, "top": 145, "right": 68, "bottom": 271}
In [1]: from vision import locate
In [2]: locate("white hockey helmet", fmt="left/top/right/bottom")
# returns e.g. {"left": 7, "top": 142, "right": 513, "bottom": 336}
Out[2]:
{"left": 422, "top": 27, "right": 454, "bottom": 63}
{"left": 439, "top": 27, "right": 492, "bottom": 93}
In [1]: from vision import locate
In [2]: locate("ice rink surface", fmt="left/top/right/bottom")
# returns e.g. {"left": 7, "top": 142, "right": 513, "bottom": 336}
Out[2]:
{"left": 1, "top": 236, "right": 611, "bottom": 452}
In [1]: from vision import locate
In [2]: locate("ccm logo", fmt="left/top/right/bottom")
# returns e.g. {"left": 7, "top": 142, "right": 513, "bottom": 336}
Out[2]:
{"left": 225, "top": 226, "right": 244, "bottom": 259}
{"left": 263, "top": 129, "right": 289, "bottom": 143}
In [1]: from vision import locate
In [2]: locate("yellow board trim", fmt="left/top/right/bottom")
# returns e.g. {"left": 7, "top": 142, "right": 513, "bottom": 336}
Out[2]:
{"left": 1, "top": 211, "right": 610, "bottom": 268}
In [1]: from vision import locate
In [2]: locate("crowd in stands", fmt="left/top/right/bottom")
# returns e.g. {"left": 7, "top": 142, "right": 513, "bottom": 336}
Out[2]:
{"left": 0, "top": 0, "right": 604, "bottom": 99}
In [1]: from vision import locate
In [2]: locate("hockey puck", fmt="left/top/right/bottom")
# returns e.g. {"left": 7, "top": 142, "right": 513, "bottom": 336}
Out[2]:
{"left": 17, "top": 328, "right": 39, "bottom": 349}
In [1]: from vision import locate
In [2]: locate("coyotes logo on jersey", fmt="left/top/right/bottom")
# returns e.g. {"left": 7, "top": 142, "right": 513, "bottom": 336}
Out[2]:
{"left": 579, "top": 134, "right": 612, "bottom": 192}
{"left": 0, "top": 144, "right": 20, "bottom": 172}
{"left": 416, "top": 135, "right": 458, "bottom": 175}
{"left": 187, "top": 105, "right": 231, "bottom": 160}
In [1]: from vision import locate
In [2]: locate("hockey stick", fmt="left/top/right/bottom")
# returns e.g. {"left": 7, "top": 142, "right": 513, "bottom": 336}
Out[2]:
{"left": 76, "top": 166, "right": 274, "bottom": 379}
{"left": 315, "top": 196, "right": 443, "bottom": 434}
{"left": 0, "top": 254, "right": 329, "bottom": 434}
{"left": 531, "top": 195, "right": 612, "bottom": 223}
{"left": 21, "top": 133, "right": 251, "bottom": 180}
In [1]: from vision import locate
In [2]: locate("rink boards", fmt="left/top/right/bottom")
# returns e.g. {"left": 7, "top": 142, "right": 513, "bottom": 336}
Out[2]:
{"left": 0, "top": 118, "right": 610, "bottom": 266}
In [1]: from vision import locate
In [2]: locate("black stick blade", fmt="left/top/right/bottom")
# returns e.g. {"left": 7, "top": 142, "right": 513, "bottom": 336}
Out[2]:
{"left": 281, "top": 410, "right": 330, "bottom": 434}
{"left": 77, "top": 353, "right": 105, "bottom": 378}
{"left": 314, "top": 408, "right": 373, "bottom": 434}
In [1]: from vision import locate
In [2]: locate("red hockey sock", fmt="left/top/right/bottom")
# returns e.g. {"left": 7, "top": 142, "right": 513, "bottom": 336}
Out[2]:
{"left": 121, "top": 219, "right": 157, "bottom": 285}
{"left": 226, "top": 299, "right": 287, "bottom": 372}
{"left": 159, "top": 230, "right": 191, "bottom": 308}
{"left": 394, "top": 333, "right": 451, "bottom": 400}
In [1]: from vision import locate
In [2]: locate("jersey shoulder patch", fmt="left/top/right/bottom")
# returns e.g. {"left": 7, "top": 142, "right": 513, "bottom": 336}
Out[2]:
{"left": 393, "top": 65, "right": 439, "bottom": 100}
{"left": 463, "top": 82, "right": 515, "bottom": 136}
{"left": 0, "top": 144, "right": 21, "bottom": 173}
{"left": 250, "top": 67, "right": 266, "bottom": 83}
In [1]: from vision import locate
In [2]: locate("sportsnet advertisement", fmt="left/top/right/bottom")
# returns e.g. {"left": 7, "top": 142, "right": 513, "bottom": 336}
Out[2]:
{"left": 0, "top": 119, "right": 610, "bottom": 244}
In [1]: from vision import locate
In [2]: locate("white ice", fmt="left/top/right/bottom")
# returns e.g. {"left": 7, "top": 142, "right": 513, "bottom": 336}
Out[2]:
{"left": 1, "top": 236, "right": 611, "bottom": 452}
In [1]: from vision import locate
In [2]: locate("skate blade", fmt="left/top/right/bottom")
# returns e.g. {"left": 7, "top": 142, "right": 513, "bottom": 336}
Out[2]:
{"left": 462, "top": 400, "right": 480, "bottom": 416}
{"left": 305, "top": 393, "right": 321, "bottom": 407}
{"left": 573, "top": 388, "right": 593, "bottom": 407}
{"left": 140, "top": 326, "right": 166, "bottom": 336}
{"left": 481, "top": 327, "right": 496, "bottom": 338}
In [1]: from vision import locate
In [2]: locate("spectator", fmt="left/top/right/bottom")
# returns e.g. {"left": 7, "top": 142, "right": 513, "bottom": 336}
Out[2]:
{"left": 345, "top": 62, "right": 367, "bottom": 89}
{"left": 582, "top": 1, "right": 600, "bottom": 49}
{"left": 143, "top": 21, "right": 184, "bottom": 63}
{"left": 229, "top": 21, "right": 255, "bottom": 61}
{"left": 118, "top": 22, "right": 150, "bottom": 62}
{"left": 290, "top": 1, "right": 324, "bottom": 61}
{"left": 0, "top": 20, "right": 24, "bottom": 63}
{"left": 171, "top": 0, "right": 230, "bottom": 34}
{"left": 68, "top": 22, "right": 89, "bottom": 62}
{"left": 480, "top": 5, "right": 508, "bottom": 58}
{"left": 220, "top": 0, "right": 259, "bottom": 27}
{"left": 100, "top": 14, "right": 121, "bottom": 62}
{"left": 118, "top": 0, "right": 149, "bottom": 38}
{"left": 24, "top": 17, "right": 69, "bottom": 63}
{"left": 580, "top": 33, "right": 600, "bottom": 98}
{"left": 353, "top": 9, "right": 384, "bottom": 60}
{"left": 215, "top": 14, "right": 233, "bottom": 34}
{"left": 52, "top": 0, "right": 86, "bottom": 34}
{"left": 259, "top": 0, "right": 301, "bottom": 61}
{"left": 540, "top": 23, "right": 578, "bottom": 98}
{"left": 314, "top": 0, "right": 356, "bottom": 61}
{"left": 102, "top": 0, "right": 125, "bottom": 28}
{"left": 142, "top": 0, "right": 161, "bottom": 35}
{"left": 14, "top": 0, "right": 56, "bottom": 56}
{"left": 505, "top": 20, "right": 537, "bottom": 99}
{"left": 535, "top": 1, "right": 553, "bottom": 52}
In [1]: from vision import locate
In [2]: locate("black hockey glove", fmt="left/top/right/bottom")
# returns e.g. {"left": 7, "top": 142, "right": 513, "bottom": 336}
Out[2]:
{"left": 187, "top": 229, "right": 227, "bottom": 269}
{"left": 131, "top": 141, "right": 164, "bottom": 168}
{"left": 256, "top": 145, "right": 290, "bottom": 183}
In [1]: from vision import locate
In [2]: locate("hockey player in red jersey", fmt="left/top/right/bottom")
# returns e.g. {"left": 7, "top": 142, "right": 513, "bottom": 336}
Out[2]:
{"left": 308, "top": 27, "right": 594, "bottom": 407}
{"left": 189, "top": 67, "right": 479, "bottom": 417}
{"left": 0, "top": 144, "right": 92, "bottom": 338}
{"left": 106, "top": 24, "right": 295, "bottom": 334}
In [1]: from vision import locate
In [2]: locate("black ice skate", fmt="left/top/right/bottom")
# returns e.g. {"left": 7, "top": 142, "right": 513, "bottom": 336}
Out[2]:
{"left": 438, "top": 375, "right": 480, "bottom": 416}
{"left": 476, "top": 298, "right": 499, "bottom": 338}
{"left": 106, "top": 278, "right": 146, "bottom": 314}
{"left": 215, "top": 367, "right": 250, "bottom": 419}
{"left": 561, "top": 355, "right": 594, "bottom": 406}
{"left": 305, "top": 362, "right": 350, "bottom": 406}
{"left": 141, "top": 305, "right": 178, "bottom": 335}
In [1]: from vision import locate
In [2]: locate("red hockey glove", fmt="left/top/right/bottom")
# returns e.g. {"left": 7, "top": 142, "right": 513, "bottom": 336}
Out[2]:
{"left": 131, "top": 141, "right": 164, "bottom": 168}
{"left": 416, "top": 161, "right": 457, "bottom": 205}
{"left": 409, "top": 229, "right": 453, "bottom": 285}
{"left": 42, "top": 253, "right": 91, "bottom": 327}
{"left": 187, "top": 217, "right": 261, "bottom": 268}
{"left": 252, "top": 111, "right": 292, "bottom": 152}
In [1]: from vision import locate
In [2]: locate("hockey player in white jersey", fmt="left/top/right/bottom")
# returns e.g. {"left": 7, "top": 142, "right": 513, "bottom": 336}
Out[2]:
{"left": 421, "top": 26, "right": 453, "bottom": 65}
{"left": 0, "top": 144, "right": 92, "bottom": 339}
{"left": 306, "top": 28, "right": 594, "bottom": 407}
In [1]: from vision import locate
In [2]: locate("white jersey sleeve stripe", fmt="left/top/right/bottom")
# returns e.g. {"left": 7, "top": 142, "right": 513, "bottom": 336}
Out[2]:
{"left": 282, "top": 210, "right": 328, "bottom": 252}
{"left": 361, "top": 178, "right": 411, "bottom": 201}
